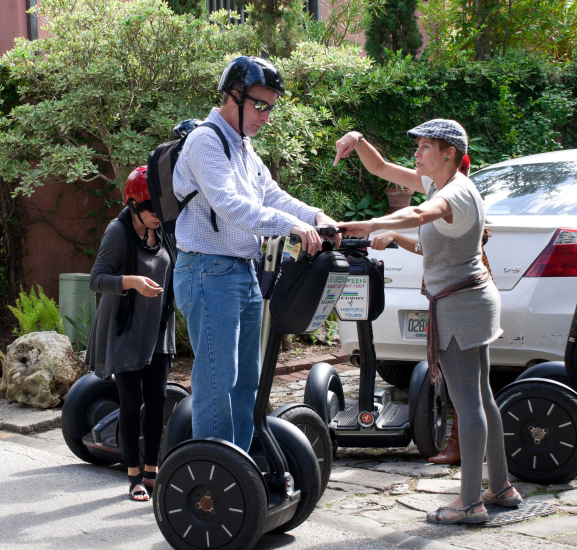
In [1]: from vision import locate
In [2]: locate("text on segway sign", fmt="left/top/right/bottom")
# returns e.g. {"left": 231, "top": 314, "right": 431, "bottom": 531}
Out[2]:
{"left": 305, "top": 273, "right": 348, "bottom": 332}
{"left": 335, "top": 275, "right": 369, "bottom": 321}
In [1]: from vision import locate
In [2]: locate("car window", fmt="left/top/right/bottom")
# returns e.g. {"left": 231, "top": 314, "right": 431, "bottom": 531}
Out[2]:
{"left": 471, "top": 161, "right": 577, "bottom": 215}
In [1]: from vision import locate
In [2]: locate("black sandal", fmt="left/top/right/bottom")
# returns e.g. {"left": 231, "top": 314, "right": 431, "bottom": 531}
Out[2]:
{"left": 142, "top": 470, "right": 157, "bottom": 495}
{"left": 128, "top": 473, "right": 150, "bottom": 502}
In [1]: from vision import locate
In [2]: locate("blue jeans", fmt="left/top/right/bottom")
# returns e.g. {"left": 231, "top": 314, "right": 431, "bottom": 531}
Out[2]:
{"left": 174, "top": 251, "right": 263, "bottom": 452}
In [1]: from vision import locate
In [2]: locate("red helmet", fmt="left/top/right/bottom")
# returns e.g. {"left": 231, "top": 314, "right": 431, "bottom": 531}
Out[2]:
{"left": 124, "top": 166, "right": 150, "bottom": 205}
{"left": 459, "top": 154, "right": 471, "bottom": 177}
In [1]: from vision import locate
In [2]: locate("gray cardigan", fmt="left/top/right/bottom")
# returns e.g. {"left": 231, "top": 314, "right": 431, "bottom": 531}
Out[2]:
{"left": 85, "top": 220, "right": 176, "bottom": 379}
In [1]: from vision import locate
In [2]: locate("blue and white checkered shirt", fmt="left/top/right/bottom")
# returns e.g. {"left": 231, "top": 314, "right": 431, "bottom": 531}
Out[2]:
{"left": 173, "top": 109, "right": 320, "bottom": 259}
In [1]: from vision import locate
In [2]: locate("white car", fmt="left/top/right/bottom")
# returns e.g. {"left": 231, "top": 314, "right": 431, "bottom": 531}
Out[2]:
{"left": 339, "top": 149, "right": 577, "bottom": 387}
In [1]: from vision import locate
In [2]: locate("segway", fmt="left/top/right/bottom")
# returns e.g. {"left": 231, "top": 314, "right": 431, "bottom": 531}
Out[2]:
{"left": 495, "top": 303, "right": 577, "bottom": 484}
{"left": 61, "top": 374, "right": 189, "bottom": 465}
{"left": 154, "top": 232, "right": 349, "bottom": 550}
{"left": 305, "top": 238, "right": 448, "bottom": 458}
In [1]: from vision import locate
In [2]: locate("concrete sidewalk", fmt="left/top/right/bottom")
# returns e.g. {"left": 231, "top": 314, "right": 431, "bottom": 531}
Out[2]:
{"left": 2, "top": 357, "right": 577, "bottom": 549}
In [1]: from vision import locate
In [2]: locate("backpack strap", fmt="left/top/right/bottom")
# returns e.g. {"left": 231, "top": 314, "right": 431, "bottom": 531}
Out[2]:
{"left": 198, "top": 122, "right": 230, "bottom": 233}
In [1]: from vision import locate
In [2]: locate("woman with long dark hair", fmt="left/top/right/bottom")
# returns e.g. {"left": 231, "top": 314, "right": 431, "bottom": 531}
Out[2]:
{"left": 85, "top": 166, "right": 175, "bottom": 501}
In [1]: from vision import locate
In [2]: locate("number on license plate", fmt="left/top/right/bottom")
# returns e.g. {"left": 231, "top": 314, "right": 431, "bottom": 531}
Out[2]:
{"left": 405, "top": 311, "right": 428, "bottom": 339}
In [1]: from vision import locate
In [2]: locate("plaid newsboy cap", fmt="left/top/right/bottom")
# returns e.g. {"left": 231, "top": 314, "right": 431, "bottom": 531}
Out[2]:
{"left": 407, "top": 119, "right": 468, "bottom": 154}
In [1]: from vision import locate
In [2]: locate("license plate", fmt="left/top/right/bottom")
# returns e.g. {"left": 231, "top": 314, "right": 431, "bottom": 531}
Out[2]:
{"left": 405, "top": 311, "right": 428, "bottom": 339}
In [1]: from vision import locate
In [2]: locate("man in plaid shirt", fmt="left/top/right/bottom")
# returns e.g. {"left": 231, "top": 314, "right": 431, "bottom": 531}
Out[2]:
{"left": 173, "top": 56, "right": 339, "bottom": 452}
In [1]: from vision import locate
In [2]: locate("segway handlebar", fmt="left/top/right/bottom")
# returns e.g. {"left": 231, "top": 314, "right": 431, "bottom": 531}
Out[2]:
{"left": 316, "top": 226, "right": 399, "bottom": 250}
{"left": 339, "top": 238, "right": 398, "bottom": 250}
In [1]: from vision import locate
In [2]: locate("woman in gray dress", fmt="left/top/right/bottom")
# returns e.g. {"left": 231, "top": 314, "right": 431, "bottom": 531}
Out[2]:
{"left": 334, "top": 120, "right": 522, "bottom": 524}
{"left": 85, "top": 166, "right": 176, "bottom": 501}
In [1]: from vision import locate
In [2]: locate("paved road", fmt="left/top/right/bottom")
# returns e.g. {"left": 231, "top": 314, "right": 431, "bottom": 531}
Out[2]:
{"left": 0, "top": 432, "right": 400, "bottom": 550}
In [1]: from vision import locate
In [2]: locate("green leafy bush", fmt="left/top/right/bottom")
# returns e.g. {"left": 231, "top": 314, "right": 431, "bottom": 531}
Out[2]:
{"left": 8, "top": 285, "right": 65, "bottom": 336}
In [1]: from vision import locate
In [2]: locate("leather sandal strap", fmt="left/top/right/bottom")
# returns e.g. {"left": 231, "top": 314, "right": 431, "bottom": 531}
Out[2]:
{"left": 491, "top": 485, "right": 515, "bottom": 499}
{"left": 463, "top": 500, "right": 483, "bottom": 514}
{"left": 143, "top": 471, "right": 157, "bottom": 480}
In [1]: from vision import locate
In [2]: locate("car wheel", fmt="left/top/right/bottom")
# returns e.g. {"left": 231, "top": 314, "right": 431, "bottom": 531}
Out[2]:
{"left": 411, "top": 369, "right": 448, "bottom": 457}
{"left": 376, "top": 361, "right": 418, "bottom": 389}
{"left": 496, "top": 381, "right": 577, "bottom": 484}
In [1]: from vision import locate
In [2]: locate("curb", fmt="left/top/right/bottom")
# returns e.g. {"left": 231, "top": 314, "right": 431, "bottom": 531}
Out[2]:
{"left": 0, "top": 413, "right": 62, "bottom": 435}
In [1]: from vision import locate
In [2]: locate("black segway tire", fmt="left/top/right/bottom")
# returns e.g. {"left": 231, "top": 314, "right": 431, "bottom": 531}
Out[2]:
{"left": 376, "top": 361, "right": 417, "bottom": 389}
{"left": 411, "top": 369, "right": 448, "bottom": 458}
{"left": 154, "top": 440, "right": 267, "bottom": 550}
{"left": 61, "top": 417, "right": 111, "bottom": 465}
{"left": 496, "top": 380, "right": 577, "bottom": 484}
{"left": 270, "top": 404, "right": 332, "bottom": 498}
{"left": 269, "top": 445, "right": 321, "bottom": 534}
{"left": 61, "top": 375, "right": 120, "bottom": 465}
{"left": 135, "top": 383, "right": 190, "bottom": 464}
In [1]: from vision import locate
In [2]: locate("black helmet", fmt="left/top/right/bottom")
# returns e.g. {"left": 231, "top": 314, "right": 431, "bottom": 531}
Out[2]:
{"left": 173, "top": 118, "right": 200, "bottom": 140}
{"left": 218, "top": 56, "right": 285, "bottom": 96}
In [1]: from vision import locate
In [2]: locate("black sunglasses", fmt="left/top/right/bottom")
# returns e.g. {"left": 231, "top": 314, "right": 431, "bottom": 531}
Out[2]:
{"left": 244, "top": 93, "right": 276, "bottom": 113}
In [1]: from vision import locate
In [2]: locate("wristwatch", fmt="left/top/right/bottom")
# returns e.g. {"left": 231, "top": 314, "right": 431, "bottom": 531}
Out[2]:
{"left": 357, "top": 134, "right": 364, "bottom": 146}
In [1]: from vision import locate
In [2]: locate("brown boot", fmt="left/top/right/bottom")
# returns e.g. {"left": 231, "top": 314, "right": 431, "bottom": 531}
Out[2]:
{"left": 429, "top": 409, "right": 460, "bottom": 464}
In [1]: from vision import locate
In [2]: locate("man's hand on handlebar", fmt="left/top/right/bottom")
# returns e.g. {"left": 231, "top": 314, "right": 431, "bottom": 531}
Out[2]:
{"left": 315, "top": 211, "right": 342, "bottom": 248}
{"left": 291, "top": 222, "right": 323, "bottom": 255}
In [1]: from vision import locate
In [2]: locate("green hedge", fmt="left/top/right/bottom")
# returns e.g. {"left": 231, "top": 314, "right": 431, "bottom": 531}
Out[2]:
{"left": 289, "top": 54, "right": 577, "bottom": 220}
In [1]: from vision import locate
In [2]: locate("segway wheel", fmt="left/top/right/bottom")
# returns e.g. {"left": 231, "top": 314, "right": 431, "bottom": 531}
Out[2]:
{"left": 61, "top": 377, "right": 120, "bottom": 465}
{"left": 411, "top": 369, "right": 447, "bottom": 458}
{"left": 154, "top": 441, "right": 267, "bottom": 550}
{"left": 269, "top": 446, "right": 321, "bottom": 534}
{"left": 136, "top": 383, "right": 190, "bottom": 463}
{"left": 271, "top": 405, "right": 332, "bottom": 497}
{"left": 496, "top": 381, "right": 577, "bottom": 484}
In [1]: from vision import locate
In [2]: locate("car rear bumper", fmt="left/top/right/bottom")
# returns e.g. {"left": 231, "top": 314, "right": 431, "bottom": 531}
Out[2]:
{"left": 338, "top": 278, "right": 576, "bottom": 368}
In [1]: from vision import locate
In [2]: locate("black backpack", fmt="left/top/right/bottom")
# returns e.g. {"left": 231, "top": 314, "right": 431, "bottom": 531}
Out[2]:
{"left": 147, "top": 119, "right": 230, "bottom": 238}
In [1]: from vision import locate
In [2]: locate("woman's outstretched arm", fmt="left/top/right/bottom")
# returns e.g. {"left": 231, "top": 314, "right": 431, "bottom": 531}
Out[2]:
{"left": 334, "top": 131, "right": 424, "bottom": 193}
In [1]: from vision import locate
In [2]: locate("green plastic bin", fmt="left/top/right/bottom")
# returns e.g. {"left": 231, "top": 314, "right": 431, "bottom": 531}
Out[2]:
{"left": 59, "top": 273, "right": 97, "bottom": 346}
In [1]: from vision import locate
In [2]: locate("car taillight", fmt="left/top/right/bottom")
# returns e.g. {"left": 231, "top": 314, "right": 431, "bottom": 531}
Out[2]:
{"left": 524, "top": 228, "right": 577, "bottom": 277}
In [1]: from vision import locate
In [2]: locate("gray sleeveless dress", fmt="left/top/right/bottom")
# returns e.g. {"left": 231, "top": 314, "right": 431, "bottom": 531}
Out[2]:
{"left": 420, "top": 177, "right": 502, "bottom": 351}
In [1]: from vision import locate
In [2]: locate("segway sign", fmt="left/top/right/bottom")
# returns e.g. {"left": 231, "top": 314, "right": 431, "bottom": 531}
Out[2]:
{"left": 306, "top": 273, "right": 348, "bottom": 332}
{"left": 335, "top": 276, "right": 369, "bottom": 321}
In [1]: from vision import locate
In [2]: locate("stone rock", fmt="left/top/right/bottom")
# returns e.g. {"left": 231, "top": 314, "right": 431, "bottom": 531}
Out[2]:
{"left": 361, "top": 505, "right": 423, "bottom": 524}
{"left": 326, "top": 481, "right": 379, "bottom": 494}
{"left": 372, "top": 460, "right": 450, "bottom": 478}
{"left": 0, "top": 332, "right": 87, "bottom": 408}
{"left": 396, "top": 493, "right": 454, "bottom": 512}
{"left": 548, "top": 482, "right": 577, "bottom": 493}
{"left": 525, "top": 494, "right": 558, "bottom": 503}
{"left": 329, "top": 467, "right": 408, "bottom": 491}
{"left": 559, "top": 489, "right": 577, "bottom": 506}
{"left": 415, "top": 478, "right": 461, "bottom": 494}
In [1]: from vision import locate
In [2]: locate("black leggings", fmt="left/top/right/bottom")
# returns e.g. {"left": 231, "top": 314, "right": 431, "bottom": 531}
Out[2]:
{"left": 115, "top": 353, "right": 170, "bottom": 468}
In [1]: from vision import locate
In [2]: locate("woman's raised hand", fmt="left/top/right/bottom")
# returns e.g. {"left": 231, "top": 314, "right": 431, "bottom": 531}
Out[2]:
{"left": 336, "top": 220, "right": 374, "bottom": 237}
{"left": 334, "top": 132, "right": 362, "bottom": 166}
